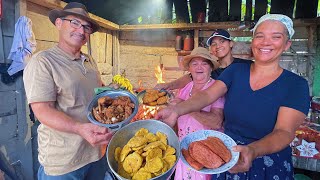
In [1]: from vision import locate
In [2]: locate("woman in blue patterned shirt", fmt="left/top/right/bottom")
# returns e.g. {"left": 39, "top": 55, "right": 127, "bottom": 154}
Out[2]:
{"left": 157, "top": 14, "right": 310, "bottom": 180}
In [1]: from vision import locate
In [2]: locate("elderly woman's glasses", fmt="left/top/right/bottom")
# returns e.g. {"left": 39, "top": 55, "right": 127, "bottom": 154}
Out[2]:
{"left": 61, "top": 18, "right": 93, "bottom": 34}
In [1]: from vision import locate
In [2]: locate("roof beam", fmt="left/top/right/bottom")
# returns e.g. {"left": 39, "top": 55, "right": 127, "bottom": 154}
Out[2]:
{"left": 27, "top": 0, "right": 119, "bottom": 30}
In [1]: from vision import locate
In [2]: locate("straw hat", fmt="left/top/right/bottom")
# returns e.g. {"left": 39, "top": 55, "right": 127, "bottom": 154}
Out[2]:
{"left": 48, "top": 2, "right": 100, "bottom": 33}
{"left": 182, "top": 47, "right": 219, "bottom": 71}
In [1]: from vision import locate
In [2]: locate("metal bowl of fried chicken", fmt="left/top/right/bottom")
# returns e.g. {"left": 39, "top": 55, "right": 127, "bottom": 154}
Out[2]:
{"left": 87, "top": 90, "right": 139, "bottom": 131}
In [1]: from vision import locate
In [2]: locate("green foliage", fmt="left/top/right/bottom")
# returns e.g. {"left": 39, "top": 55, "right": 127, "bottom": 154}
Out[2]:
{"left": 138, "top": 16, "right": 143, "bottom": 24}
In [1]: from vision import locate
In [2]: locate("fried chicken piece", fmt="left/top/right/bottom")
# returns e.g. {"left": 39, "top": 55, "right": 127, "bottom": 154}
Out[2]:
{"left": 143, "top": 93, "right": 159, "bottom": 104}
{"left": 147, "top": 101, "right": 158, "bottom": 106}
{"left": 158, "top": 91, "right": 167, "bottom": 97}
{"left": 156, "top": 96, "right": 168, "bottom": 105}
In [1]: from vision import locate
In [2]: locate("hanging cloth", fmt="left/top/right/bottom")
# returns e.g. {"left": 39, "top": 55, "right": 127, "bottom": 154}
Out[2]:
{"left": 7, "top": 16, "right": 36, "bottom": 76}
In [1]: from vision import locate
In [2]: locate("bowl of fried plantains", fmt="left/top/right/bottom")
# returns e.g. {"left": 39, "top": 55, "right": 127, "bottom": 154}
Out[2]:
{"left": 87, "top": 90, "right": 139, "bottom": 131}
{"left": 107, "top": 120, "right": 180, "bottom": 180}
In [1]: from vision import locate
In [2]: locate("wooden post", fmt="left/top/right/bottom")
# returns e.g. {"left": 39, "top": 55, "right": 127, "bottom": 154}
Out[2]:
{"left": 112, "top": 31, "right": 120, "bottom": 75}
{"left": 194, "top": 29, "right": 199, "bottom": 48}
{"left": 254, "top": 0, "right": 267, "bottom": 21}
{"left": 295, "top": 0, "right": 318, "bottom": 19}
{"left": 270, "top": 0, "right": 295, "bottom": 18}
{"left": 312, "top": 25, "right": 320, "bottom": 96}
{"left": 229, "top": 0, "right": 241, "bottom": 21}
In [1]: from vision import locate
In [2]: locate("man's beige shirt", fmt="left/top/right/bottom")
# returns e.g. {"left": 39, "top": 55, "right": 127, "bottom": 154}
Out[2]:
{"left": 23, "top": 45, "right": 104, "bottom": 175}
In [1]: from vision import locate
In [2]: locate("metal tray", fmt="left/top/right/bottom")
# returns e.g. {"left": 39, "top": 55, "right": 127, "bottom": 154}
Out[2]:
{"left": 87, "top": 90, "right": 138, "bottom": 131}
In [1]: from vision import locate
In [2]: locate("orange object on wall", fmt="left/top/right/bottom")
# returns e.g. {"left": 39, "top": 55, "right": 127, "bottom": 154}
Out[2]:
{"left": 183, "top": 34, "right": 194, "bottom": 51}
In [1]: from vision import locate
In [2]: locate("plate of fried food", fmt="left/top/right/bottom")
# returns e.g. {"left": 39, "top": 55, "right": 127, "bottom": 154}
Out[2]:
{"left": 180, "top": 130, "right": 239, "bottom": 174}
{"left": 107, "top": 120, "right": 180, "bottom": 180}
{"left": 87, "top": 90, "right": 138, "bottom": 131}
{"left": 137, "top": 89, "right": 171, "bottom": 106}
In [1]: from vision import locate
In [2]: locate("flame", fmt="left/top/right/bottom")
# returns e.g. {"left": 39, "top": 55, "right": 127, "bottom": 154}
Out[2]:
{"left": 155, "top": 65, "right": 165, "bottom": 84}
{"left": 139, "top": 105, "right": 160, "bottom": 120}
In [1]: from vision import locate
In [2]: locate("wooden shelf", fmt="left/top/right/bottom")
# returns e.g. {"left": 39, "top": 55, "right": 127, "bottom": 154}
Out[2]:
{"left": 177, "top": 50, "right": 192, "bottom": 56}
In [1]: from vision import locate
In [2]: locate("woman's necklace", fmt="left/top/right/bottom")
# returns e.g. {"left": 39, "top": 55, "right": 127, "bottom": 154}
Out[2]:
{"left": 189, "top": 78, "right": 212, "bottom": 97}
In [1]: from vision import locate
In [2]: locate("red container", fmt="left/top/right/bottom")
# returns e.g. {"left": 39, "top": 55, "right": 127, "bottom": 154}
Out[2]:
{"left": 175, "top": 35, "right": 183, "bottom": 51}
{"left": 183, "top": 35, "right": 194, "bottom": 51}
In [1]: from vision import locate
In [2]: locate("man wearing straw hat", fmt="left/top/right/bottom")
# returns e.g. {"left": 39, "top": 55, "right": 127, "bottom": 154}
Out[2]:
{"left": 23, "top": 2, "right": 113, "bottom": 179}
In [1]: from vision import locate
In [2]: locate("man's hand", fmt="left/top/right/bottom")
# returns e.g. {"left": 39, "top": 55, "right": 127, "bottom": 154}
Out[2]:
{"left": 155, "top": 107, "right": 179, "bottom": 128}
{"left": 76, "top": 123, "right": 114, "bottom": 146}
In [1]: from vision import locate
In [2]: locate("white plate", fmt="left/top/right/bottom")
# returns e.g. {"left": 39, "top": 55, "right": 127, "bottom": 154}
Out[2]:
{"left": 180, "top": 130, "right": 240, "bottom": 174}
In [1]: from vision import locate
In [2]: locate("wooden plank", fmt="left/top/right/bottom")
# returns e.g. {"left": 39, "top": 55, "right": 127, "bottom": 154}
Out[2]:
{"left": 199, "top": 30, "right": 253, "bottom": 38}
{"left": 90, "top": 32, "right": 107, "bottom": 63}
{"left": 254, "top": 0, "right": 267, "bottom": 21}
{"left": 2, "top": 0, "right": 15, "bottom": 37}
{"left": 173, "top": 0, "right": 190, "bottom": 23}
{"left": 27, "top": 0, "right": 119, "bottom": 30}
{"left": 0, "top": 91, "right": 17, "bottom": 117}
{"left": 112, "top": 31, "right": 120, "bottom": 75}
{"left": 292, "top": 156, "right": 320, "bottom": 172}
{"left": 208, "top": 0, "right": 228, "bottom": 22}
{"left": 270, "top": 0, "right": 295, "bottom": 18}
{"left": 0, "top": 115, "right": 18, "bottom": 142}
{"left": 0, "top": 23, "right": 5, "bottom": 63}
{"left": 15, "top": 0, "right": 27, "bottom": 19}
{"left": 3, "top": 36, "right": 13, "bottom": 63}
{"left": 105, "top": 30, "right": 113, "bottom": 65}
{"left": 295, "top": 0, "right": 318, "bottom": 19}
{"left": 120, "top": 22, "right": 241, "bottom": 31}
{"left": 119, "top": 19, "right": 318, "bottom": 31}
{"left": 27, "top": 2, "right": 59, "bottom": 42}
{"left": 194, "top": 29, "right": 199, "bottom": 48}
{"left": 119, "top": 30, "right": 176, "bottom": 41}
{"left": 229, "top": 0, "right": 241, "bottom": 21}
{"left": 308, "top": 26, "right": 316, "bottom": 54}
{"left": 292, "top": 26, "right": 309, "bottom": 39}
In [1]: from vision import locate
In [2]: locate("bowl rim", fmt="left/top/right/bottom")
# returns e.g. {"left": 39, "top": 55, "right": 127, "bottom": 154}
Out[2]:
{"left": 106, "top": 119, "right": 181, "bottom": 180}
{"left": 87, "top": 90, "right": 139, "bottom": 129}
{"left": 180, "top": 130, "right": 240, "bottom": 174}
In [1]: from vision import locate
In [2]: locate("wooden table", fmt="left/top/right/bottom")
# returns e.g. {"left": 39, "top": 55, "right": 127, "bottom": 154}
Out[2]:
{"left": 292, "top": 156, "right": 320, "bottom": 172}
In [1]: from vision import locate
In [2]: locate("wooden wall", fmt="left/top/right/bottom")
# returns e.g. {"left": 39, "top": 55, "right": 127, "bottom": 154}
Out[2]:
{"left": 26, "top": 1, "right": 114, "bottom": 84}
{"left": 0, "top": 0, "right": 33, "bottom": 179}
{"left": 118, "top": 27, "right": 315, "bottom": 94}
{"left": 0, "top": 0, "right": 115, "bottom": 178}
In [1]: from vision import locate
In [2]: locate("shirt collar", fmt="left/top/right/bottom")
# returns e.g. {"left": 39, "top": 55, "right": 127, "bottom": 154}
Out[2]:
{"left": 53, "top": 45, "right": 88, "bottom": 61}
